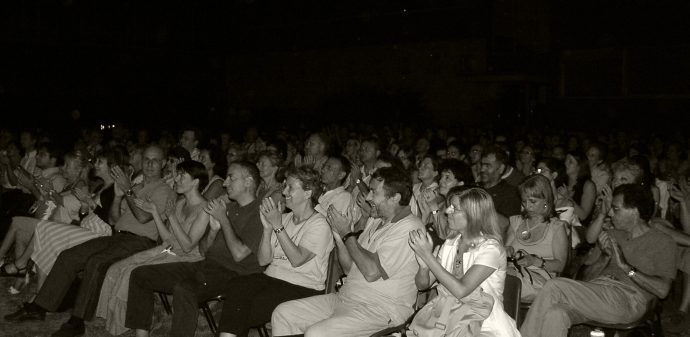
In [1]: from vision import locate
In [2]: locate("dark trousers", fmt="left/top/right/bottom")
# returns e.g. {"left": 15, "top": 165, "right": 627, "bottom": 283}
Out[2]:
{"left": 125, "top": 259, "right": 238, "bottom": 337}
{"left": 218, "top": 273, "right": 320, "bottom": 337}
{"left": 34, "top": 232, "right": 156, "bottom": 320}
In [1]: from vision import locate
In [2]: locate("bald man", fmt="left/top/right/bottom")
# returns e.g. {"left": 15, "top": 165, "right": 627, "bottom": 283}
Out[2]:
{"left": 6, "top": 146, "right": 176, "bottom": 337}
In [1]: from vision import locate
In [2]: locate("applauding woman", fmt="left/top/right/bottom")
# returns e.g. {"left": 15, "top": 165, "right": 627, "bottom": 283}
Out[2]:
{"left": 409, "top": 187, "right": 520, "bottom": 337}
{"left": 215, "top": 166, "right": 334, "bottom": 337}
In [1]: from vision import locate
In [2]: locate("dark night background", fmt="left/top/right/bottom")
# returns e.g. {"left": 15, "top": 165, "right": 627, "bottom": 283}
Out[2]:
{"left": 1, "top": 0, "right": 690, "bottom": 132}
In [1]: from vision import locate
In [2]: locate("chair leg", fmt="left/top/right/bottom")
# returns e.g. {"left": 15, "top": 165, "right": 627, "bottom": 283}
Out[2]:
{"left": 201, "top": 303, "right": 218, "bottom": 335}
{"left": 158, "top": 292, "right": 172, "bottom": 315}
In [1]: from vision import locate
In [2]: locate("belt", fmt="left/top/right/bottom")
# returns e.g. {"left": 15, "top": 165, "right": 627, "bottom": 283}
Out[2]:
{"left": 114, "top": 230, "right": 156, "bottom": 244}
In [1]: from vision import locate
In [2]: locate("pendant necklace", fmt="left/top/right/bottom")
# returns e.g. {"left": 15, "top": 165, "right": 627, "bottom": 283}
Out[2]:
{"left": 519, "top": 220, "right": 543, "bottom": 241}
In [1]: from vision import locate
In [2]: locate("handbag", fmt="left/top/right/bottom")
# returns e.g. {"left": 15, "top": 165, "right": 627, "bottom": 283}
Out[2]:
{"left": 507, "top": 251, "right": 553, "bottom": 302}
{"left": 408, "top": 285, "right": 494, "bottom": 337}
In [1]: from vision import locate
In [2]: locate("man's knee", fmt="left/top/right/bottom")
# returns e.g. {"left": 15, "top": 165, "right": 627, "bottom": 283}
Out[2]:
{"left": 304, "top": 322, "right": 328, "bottom": 337}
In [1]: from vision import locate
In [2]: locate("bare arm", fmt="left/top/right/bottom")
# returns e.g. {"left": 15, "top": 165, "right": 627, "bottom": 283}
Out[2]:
{"left": 169, "top": 207, "right": 210, "bottom": 253}
{"left": 342, "top": 235, "right": 387, "bottom": 281}
{"left": 257, "top": 227, "right": 274, "bottom": 266}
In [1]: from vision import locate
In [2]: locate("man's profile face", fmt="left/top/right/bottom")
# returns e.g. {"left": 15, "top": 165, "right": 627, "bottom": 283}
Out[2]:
{"left": 609, "top": 194, "right": 636, "bottom": 231}
{"left": 224, "top": 164, "right": 249, "bottom": 200}
{"left": 321, "top": 158, "right": 344, "bottom": 186}
{"left": 612, "top": 169, "right": 637, "bottom": 189}
{"left": 480, "top": 154, "right": 503, "bottom": 185}
{"left": 366, "top": 178, "right": 391, "bottom": 218}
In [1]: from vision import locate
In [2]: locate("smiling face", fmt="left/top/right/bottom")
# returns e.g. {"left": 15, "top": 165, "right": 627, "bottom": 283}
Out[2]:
{"left": 282, "top": 176, "right": 312, "bottom": 209}
{"left": 480, "top": 154, "right": 503, "bottom": 185}
{"left": 365, "top": 177, "right": 397, "bottom": 219}
{"left": 223, "top": 164, "right": 250, "bottom": 201}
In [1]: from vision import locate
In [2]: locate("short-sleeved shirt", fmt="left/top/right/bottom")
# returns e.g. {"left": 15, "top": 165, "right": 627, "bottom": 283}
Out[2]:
{"left": 205, "top": 198, "right": 264, "bottom": 275}
{"left": 315, "top": 186, "right": 352, "bottom": 216}
{"left": 409, "top": 182, "right": 439, "bottom": 218}
{"left": 114, "top": 179, "right": 176, "bottom": 241}
{"left": 484, "top": 180, "right": 521, "bottom": 218}
{"left": 339, "top": 213, "right": 425, "bottom": 323}
{"left": 264, "top": 212, "right": 334, "bottom": 290}
{"left": 599, "top": 227, "right": 677, "bottom": 301}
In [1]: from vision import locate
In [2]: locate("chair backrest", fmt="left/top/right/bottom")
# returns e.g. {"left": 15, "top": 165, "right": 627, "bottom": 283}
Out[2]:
{"left": 503, "top": 273, "right": 522, "bottom": 323}
{"left": 324, "top": 249, "right": 341, "bottom": 294}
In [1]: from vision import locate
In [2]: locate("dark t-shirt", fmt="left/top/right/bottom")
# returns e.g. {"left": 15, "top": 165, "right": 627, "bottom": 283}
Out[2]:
{"left": 484, "top": 180, "right": 521, "bottom": 218}
{"left": 205, "top": 198, "right": 264, "bottom": 275}
{"left": 600, "top": 228, "right": 677, "bottom": 301}
{"left": 94, "top": 185, "right": 115, "bottom": 223}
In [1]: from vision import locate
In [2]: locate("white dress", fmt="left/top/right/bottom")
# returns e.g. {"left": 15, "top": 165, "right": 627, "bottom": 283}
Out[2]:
{"left": 462, "top": 239, "right": 522, "bottom": 337}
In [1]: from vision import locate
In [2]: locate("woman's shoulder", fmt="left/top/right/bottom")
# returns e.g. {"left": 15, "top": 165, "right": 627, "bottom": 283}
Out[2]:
{"left": 549, "top": 217, "right": 567, "bottom": 229}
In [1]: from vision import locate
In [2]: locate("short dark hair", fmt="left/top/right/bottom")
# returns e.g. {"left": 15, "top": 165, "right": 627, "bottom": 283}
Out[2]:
{"left": 177, "top": 160, "right": 209, "bottom": 192}
{"left": 204, "top": 145, "right": 228, "bottom": 179}
{"left": 230, "top": 160, "right": 261, "bottom": 194}
{"left": 286, "top": 166, "right": 323, "bottom": 205}
{"left": 371, "top": 166, "right": 412, "bottom": 205}
{"left": 96, "top": 145, "right": 129, "bottom": 168}
{"left": 38, "top": 142, "right": 66, "bottom": 167}
{"left": 482, "top": 144, "right": 508, "bottom": 165}
{"left": 613, "top": 184, "right": 655, "bottom": 221}
{"left": 361, "top": 137, "right": 382, "bottom": 152}
{"left": 328, "top": 155, "right": 352, "bottom": 185}
{"left": 439, "top": 159, "right": 473, "bottom": 185}
{"left": 538, "top": 157, "right": 567, "bottom": 188}
{"left": 168, "top": 145, "right": 192, "bottom": 162}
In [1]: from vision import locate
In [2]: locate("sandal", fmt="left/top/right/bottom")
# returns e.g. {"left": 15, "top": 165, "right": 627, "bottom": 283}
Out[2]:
{"left": 0, "top": 262, "right": 27, "bottom": 278}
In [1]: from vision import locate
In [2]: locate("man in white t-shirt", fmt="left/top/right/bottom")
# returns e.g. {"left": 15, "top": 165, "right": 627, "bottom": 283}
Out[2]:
{"left": 272, "top": 167, "right": 424, "bottom": 336}
{"left": 315, "top": 155, "right": 353, "bottom": 216}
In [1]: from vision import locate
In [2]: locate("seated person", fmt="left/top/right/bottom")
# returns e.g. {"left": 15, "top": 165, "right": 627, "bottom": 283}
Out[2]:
{"left": 96, "top": 160, "right": 210, "bottom": 335}
{"left": 271, "top": 167, "right": 424, "bottom": 336}
{"left": 520, "top": 184, "right": 677, "bottom": 337}
{"left": 409, "top": 187, "right": 520, "bottom": 336}
{"left": 216, "top": 166, "right": 334, "bottom": 337}
{"left": 30, "top": 147, "right": 127, "bottom": 294}
{"left": 315, "top": 155, "right": 352, "bottom": 216}
{"left": 505, "top": 174, "right": 568, "bottom": 301}
{"left": 197, "top": 145, "right": 227, "bottom": 200}
{"left": 123, "top": 161, "right": 264, "bottom": 337}
{"left": 0, "top": 148, "right": 84, "bottom": 280}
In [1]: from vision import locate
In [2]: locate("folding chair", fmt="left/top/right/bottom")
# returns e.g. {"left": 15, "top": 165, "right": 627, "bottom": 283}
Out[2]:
{"left": 202, "top": 249, "right": 341, "bottom": 336}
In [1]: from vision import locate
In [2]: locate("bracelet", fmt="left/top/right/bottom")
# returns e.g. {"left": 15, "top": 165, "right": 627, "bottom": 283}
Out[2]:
{"left": 273, "top": 226, "right": 285, "bottom": 234}
{"left": 627, "top": 267, "right": 637, "bottom": 278}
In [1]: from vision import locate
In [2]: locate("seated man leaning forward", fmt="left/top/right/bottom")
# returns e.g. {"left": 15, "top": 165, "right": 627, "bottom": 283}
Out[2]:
{"left": 520, "top": 184, "right": 677, "bottom": 337}
{"left": 271, "top": 166, "right": 424, "bottom": 337}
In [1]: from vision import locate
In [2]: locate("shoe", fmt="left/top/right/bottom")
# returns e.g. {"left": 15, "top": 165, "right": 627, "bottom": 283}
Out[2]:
{"left": 0, "top": 262, "right": 27, "bottom": 277}
{"left": 50, "top": 321, "right": 85, "bottom": 337}
{"left": 4, "top": 302, "right": 46, "bottom": 321}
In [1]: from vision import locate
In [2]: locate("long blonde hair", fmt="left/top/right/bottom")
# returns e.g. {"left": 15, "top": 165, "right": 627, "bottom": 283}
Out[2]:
{"left": 447, "top": 187, "right": 503, "bottom": 245}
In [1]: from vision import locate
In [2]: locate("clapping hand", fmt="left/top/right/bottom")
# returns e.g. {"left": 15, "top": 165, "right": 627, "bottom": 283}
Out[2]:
{"left": 355, "top": 192, "right": 372, "bottom": 218}
{"left": 205, "top": 198, "right": 228, "bottom": 223}
{"left": 110, "top": 166, "right": 132, "bottom": 193}
{"left": 326, "top": 205, "right": 352, "bottom": 238}
{"left": 259, "top": 197, "right": 282, "bottom": 230}
{"left": 670, "top": 177, "right": 690, "bottom": 204}
{"left": 408, "top": 229, "right": 434, "bottom": 260}
{"left": 134, "top": 197, "right": 157, "bottom": 214}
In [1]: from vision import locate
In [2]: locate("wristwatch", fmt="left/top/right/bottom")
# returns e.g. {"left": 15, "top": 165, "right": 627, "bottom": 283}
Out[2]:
{"left": 125, "top": 188, "right": 135, "bottom": 197}
{"left": 273, "top": 226, "right": 285, "bottom": 234}
{"left": 431, "top": 209, "right": 439, "bottom": 215}
{"left": 342, "top": 231, "right": 362, "bottom": 243}
{"left": 627, "top": 267, "right": 637, "bottom": 278}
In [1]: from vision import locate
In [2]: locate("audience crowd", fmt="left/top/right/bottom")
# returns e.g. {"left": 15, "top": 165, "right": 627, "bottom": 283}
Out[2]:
{"left": 0, "top": 122, "right": 689, "bottom": 337}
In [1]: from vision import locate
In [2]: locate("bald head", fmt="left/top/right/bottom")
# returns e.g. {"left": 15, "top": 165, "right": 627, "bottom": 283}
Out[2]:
{"left": 142, "top": 145, "right": 165, "bottom": 179}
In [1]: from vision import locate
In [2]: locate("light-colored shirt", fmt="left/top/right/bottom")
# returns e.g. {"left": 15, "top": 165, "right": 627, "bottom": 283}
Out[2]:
{"left": 315, "top": 186, "right": 352, "bottom": 216}
{"left": 409, "top": 181, "right": 439, "bottom": 217}
{"left": 339, "top": 213, "right": 424, "bottom": 323}
{"left": 114, "top": 179, "right": 176, "bottom": 241}
{"left": 265, "top": 212, "right": 335, "bottom": 291}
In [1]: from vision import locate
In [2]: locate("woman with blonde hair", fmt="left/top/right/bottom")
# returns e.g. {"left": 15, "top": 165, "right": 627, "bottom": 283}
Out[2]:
{"left": 506, "top": 174, "right": 568, "bottom": 301}
{"left": 409, "top": 187, "right": 520, "bottom": 337}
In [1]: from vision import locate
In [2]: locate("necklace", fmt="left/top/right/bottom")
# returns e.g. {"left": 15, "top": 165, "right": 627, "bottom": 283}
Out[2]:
{"left": 519, "top": 219, "right": 546, "bottom": 241}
